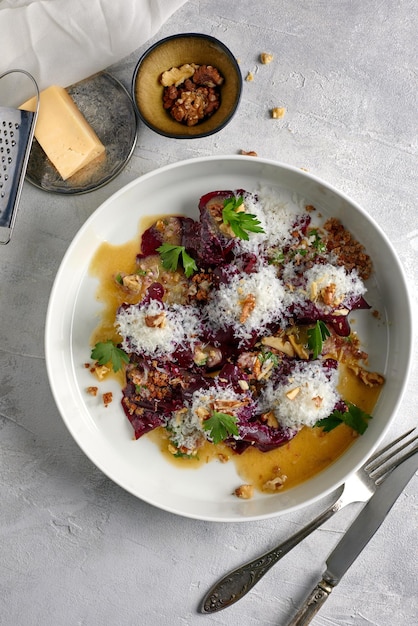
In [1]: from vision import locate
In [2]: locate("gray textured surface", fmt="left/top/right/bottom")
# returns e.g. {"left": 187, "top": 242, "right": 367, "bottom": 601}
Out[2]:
{"left": 1, "top": 2, "right": 417, "bottom": 625}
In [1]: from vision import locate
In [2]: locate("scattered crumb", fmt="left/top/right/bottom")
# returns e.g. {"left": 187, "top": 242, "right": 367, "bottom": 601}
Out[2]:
{"left": 372, "top": 309, "right": 380, "bottom": 319}
{"left": 271, "top": 107, "right": 286, "bottom": 119}
{"left": 84, "top": 362, "right": 90, "bottom": 369}
{"left": 305, "top": 204, "right": 316, "bottom": 212}
{"left": 263, "top": 474, "right": 288, "bottom": 491}
{"left": 246, "top": 71, "right": 254, "bottom": 82}
{"left": 217, "top": 453, "right": 229, "bottom": 464}
{"left": 103, "top": 392, "right": 113, "bottom": 407}
{"left": 86, "top": 386, "right": 98, "bottom": 397}
{"left": 234, "top": 484, "right": 254, "bottom": 499}
{"left": 90, "top": 363, "right": 110, "bottom": 381}
{"left": 240, "top": 150, "right": 258, "bottom": 157}
{"left": 260, "top": 52, "right": 274, "bottom": 64}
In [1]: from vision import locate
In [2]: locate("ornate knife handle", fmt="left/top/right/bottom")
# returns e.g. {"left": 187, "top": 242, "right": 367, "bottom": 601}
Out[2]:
{"left": 287, "top": 578, "right": 334, "bottom": 625}
{"left": 200, "top": 501, "right": 341, "bottom": 613}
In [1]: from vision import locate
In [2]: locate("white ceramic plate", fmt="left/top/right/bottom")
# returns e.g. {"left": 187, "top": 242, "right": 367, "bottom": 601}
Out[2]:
{"left": 45, "top": 156, "right": 413, "bottom": 522}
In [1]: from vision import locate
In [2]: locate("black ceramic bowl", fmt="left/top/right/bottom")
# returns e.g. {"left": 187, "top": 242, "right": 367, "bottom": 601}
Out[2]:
{"left": 132, "top": 33, "right": 242, "bottom": 139}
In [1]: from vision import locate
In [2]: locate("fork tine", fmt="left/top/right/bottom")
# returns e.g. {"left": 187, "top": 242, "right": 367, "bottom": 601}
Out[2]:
{"left": 372, "top": 441, "right": 418, "bottom": 484}
{"left": 364, "top": 428, "right": 416, "bottom": 472}
{"left": 365, "top": 428, "right": 418, "bottom": 485}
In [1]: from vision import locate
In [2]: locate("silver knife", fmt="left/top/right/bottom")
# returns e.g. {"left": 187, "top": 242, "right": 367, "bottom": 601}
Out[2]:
{"left": 287, "top": 447, "right": 418, "bottom": 626}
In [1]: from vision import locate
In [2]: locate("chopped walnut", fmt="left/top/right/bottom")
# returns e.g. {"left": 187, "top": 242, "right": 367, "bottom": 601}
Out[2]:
{"left": 87, "top": 386, "right": 98, "bottom": 397}
{"left": 213, "top": 398, "right": 247, "bottom": 412}
{"left": 122, "top": 274, "right": 143, "bottom": 294}
{"left": 103, "top": 392, "right": 113, "bottom": 407}
{"left": 240, "top": 150, "right": 258, "bottom": 157}
{"left": 162, "top": 64, "right": 223, "bottom": 127}
{"left": 312, "top": 396, "right": 323, "bottom": 408}
{"left": 288, "top": 334, "right": 309, "bottom": 360}
{"left": 91, "top": 364, "right": 110, "bottom": 381}
{"left": 260, "top": 52, "right": 274, "bottom": 64}
{"left": 239, "top": 293, "right": 256, "bottom": 323}
{"left": 261, "top": 411, "right": 279, "bottom": 428}
{"left": 358, "top": 369, "right": 385, "bottom": 387}
{"left": 145, "top": 311, "right": 166, "bottom": 328}
{"left": 286, "top": 387, "right": 301, "bottom": 401}
{"left": 160, "top": 63, "right": 197, "bottom": 87}
{"left": 263, "top": 474, "right": 287, "bottom": 491}
{"left": 192, "top": 65, "right": 224, "bottom": 87}
{"left": 271, "top": 107, "right": 286, "bottom": 119}
{"left": 261, "top": 335, "right": 295, "bottom": 357}
{"left": 238, "top": 379, "right": 249, "bottom": 391}
{"left": 234, "top": 484, "right": 254, "bottom": 499}
{"left": 245, "top": 71, "right": 254, "bottom": 82}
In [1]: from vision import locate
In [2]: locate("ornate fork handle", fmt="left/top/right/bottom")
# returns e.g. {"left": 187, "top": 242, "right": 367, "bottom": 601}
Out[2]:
{"left": 200, "top": 498, "right": 343, "bottom": 613}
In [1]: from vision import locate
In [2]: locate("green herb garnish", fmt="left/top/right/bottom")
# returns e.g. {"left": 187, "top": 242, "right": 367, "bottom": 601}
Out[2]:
{"left": 91, "top": 340, "right": 129, "bottom": 373}
{"left": 268, "top": 249, "right": 285, "bottom": 265}
{"left": 156, "top": 243, "right": 198, "bottom": 278}
{"left": 308, "top": 229, "right": 326, "bottom": 254}
{"left": 307, "top": 320, "right": 331, "bottom": 359}
{"left": 258, "top": 350, "right": 279, "bottom": 367}
{"left": 115, "top": 273, "right": 123, "bottom": 285}
{"left": 222, "top": 196, "right": 265, "bottom": 241}
{"left": 173, "top": 449, "right": 198, "bottom": 459}
{"left": 316, "top": 402, "right": 372, "bottom": 435}
{"left": 203, "top": 411, "right": 239, "bottom": 444}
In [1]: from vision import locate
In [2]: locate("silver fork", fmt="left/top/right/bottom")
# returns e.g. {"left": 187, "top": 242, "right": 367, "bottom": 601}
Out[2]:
{"left": 200, "top": 428, "right": 418, "bottom": 614}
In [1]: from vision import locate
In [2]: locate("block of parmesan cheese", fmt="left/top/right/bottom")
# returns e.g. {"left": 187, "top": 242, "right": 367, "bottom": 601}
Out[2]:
{"left": 20, "top": 85, "right": 105, "bottom": 180}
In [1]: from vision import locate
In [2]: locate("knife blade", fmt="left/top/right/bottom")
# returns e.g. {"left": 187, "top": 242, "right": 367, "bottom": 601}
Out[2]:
{"left": 287, "top": 446, "right": 418, "bottom": 626}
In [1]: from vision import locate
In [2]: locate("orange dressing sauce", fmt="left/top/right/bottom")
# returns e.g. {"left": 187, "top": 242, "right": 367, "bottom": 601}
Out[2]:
{"left": 89, "top": 229, "right": 382, "bottom": 494}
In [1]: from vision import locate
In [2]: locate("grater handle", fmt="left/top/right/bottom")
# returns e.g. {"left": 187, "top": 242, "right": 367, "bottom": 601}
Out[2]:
{"left": 0, "top": 69, "right": 39, "bottom": 244}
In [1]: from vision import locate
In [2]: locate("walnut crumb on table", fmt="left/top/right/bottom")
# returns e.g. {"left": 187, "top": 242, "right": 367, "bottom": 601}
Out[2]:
{"left": 271, "top": 107, "right": 286, "bottom": 119}
{"left": 260, "top": 52, "right": 274, "bottom": 64}
{"left": 240, "top": 150, "right": 258, "bottom": 156}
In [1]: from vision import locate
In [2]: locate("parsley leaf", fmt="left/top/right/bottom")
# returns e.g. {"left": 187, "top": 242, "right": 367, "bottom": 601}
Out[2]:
{"left": 156, "top": 243, "right": 198, "bottom": 278}
{"left": 307, "top": 320, "right": 331, "bottom": 359}
{"left": 222, "top": 196, "right": 265, "bottom": 241}
{"left": 316, "top": 402, "right": 372, "bottom": 435}
{"left": 203, "top": 411, "right": 239, "bottom": 444}
{"left": 91, "top": 340, "right": 129, "bottom": 373}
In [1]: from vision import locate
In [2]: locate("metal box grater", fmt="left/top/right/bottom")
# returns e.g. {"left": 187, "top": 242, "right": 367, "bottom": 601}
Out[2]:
{"left": 0, "top": 69, "right": 39, "bottom": 244}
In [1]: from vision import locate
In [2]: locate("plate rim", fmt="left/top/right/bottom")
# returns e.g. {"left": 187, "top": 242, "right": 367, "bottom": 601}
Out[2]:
{"left": 44, "top": 155, "right": 414, "bottom": 521}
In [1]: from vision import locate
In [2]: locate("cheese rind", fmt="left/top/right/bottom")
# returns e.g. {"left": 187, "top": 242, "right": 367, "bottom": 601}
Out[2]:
{"left": 20, "top": 85, "right": 105, "bottom": 180}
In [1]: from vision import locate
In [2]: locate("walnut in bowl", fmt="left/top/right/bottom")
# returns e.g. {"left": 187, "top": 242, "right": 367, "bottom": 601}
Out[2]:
{"left": 131, "top": 33, "right": 242, "bottom": 139}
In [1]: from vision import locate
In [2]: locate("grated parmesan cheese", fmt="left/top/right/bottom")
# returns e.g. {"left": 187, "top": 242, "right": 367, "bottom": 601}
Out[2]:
{"left": 167, "top": 384, "right": 246, "bottom": 452}
{"left": 258, "top": 187, "right": 305, "bottom": 248}
{"left": 261, "top": 361, "right": 339, "bottom": 430}
{"left": 303, "top": 263, "right": 366, "bottom": 310}
{"left": 204, "top": 263, "right": 292, "bottom": 343}
{"left": 116, "top": 300, "right": 201, "bottom": 358}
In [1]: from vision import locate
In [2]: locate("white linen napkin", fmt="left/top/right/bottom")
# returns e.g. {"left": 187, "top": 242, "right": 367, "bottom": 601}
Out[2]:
{"left": 0, "top": 0, "right": 188, "bottom": 104}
